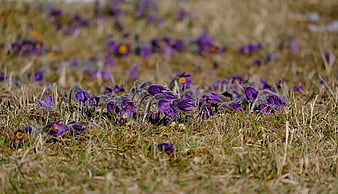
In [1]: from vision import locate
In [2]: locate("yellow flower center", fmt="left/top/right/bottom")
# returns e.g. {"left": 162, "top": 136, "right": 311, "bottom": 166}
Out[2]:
{"left": 51, "top": 124, "right": 58, "bottom": 130}
{"left": 211, "top": 106, "right": 216, "bottom": 112}
{"left": 118, "top": 91, "right": 125, "bottom": 95}
{"left": 15, "top": 131, "right": 24, "bottom": 140}
{"left": 35, "top": 43, "right": 41, "bottom": 48}
{"left": 177, "top": 77, "right": 186, "bottom": 84}
{"left": 210, "top": 46, "right": 218, "bottom": 53}
{"left": 92, "top": 99, "right": 97, "bottom": 105}
{"left": 48, "top": 51, "right": 55, "bottom": 56}
{"left": 118, "top": 44, "right": 128, "bottom": 54}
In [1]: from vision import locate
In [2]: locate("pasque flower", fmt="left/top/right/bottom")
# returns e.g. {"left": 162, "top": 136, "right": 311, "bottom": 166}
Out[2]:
{"left": 175, "top": 72, "right": 192, "bottom": 88}
{"left": 245, "top": 87, "right": 259, "bottom": 103}
{"left": 116, "top": 43, "right": 130, "bottom": 57}
{"left": 157, "top": 100, "right": 179, "bottom": 118}
{"left": 148, "top": 85, "right": 177, "bottom": 99}
{"left": 68, "top": 122, "right": 86, "bottom": 134}
{"left": 128, "top": 64, "right": 139, "bottom": 81}
{"left": 37, "top": 93, "right": 54, "bottom": 111}
{"left": 49, "top": 120, "right": 68, "bottom": 137}
{"left": 13, "top": 126, "right": 33, "bottom": 141}
{"left": 174, "top": 98, "right": 196, "bottom": 113}
{"left": 121, "top": 99, "right": 137, "bottom": 117}
{"left": 89, "top": 96, "right": 100, "bottom": 107}
{"left": 157, "top": 143, "right": 174, "bottom": 154}
{"left": 75, "top": 90, "right": 91, "bottom": 106}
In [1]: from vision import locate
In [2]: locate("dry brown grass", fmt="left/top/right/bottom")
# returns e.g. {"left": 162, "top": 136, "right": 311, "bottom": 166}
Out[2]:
{"left": 0, "top": 0, "right": 337, "bottom": 193}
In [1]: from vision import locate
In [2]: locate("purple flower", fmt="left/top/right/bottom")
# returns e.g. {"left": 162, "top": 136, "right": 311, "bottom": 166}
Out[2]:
{"left": 0, "top": 72, "right": 7, "bottom": 82}
{"left": 32, "top": 70, "right": 44, "bottom": 82}
{"left": 48, "top": 8, "right": 62, "bottom": 17}
{"left": 11, "top": 42, "right": 22, "bottom": 55}
{"left": 288, "top": 39, "right": 299, "bottom": 52}
{"left": 157, "top": 100, "right": 179, "bottom": 118}
{"left": 89, "top": 96, "right": 100, "bottom": 107}
{"left": 13, "top": 126, "right": 32, "bottom": 141}
{"left": 266, "top": 95, "right": 285, "bottom": 108}
{"left": 75, "top": 90, "right": 91, "bottom": 106}
{"left": 128, "top": 64, "right": 139, "bottom": 81}
{"left": 116, "top": 43, "right": 130, "bottom": 57}
{"left": 293, "top": 84, "right": 304, "bottom": 92}
{"left": 232, "top": 75, "right": 244, "bottom": 84}
{"left": 113, "top": 85, "right": 126, "bottom": 96}
{"left": 239, "top": 43, "right": 262, "bottom": 55}
{"left": 323, "top": 53, "right": 335, "bottom": 64}
{"left": 135, "top": 47, "right": 152, "bottom": 58}
{"left": 94, "top": 71, "right": 113, "bottom": 81}
{"left": 157, "top": 143, "right": 174, "bottom": 154}
{"left": 205, "top": 92, "right": 222, "bottom": 103}
{"left": 103, "top": 55, "right": 115, "bottom": 67}
{"left": 172, "top": 39, "right": 185, "bottom": 52}
{"left": 107, "top": 41, "right": 117, "bottom": 52}
{"left": 174, "top": 98, "right": 196, "bottom": 113}
{"left": 148, "top": 85, "right": 177, "bottom": 99}
{"left": 229, "top": 102, "right": 242, "bottom": 111}
{"left": 68, "top": 122, "right": 85, "bottom": 134}
{"left": 257, "top": 103, "right": 273, "bottom": 114}
{"left": 121, "top": 99, "right": 136, "bottom": 117}
{"left": 197, "top": 31, "right": 212, "bottom": 46}
{"left": 245, "top": 87, "right": 259, "bottom": 103}
{"left": 68, "top": 59, "right": 79, "bottom": 67}
{"left": 202, "top": 103, "right": 218, "bottom": 116}
{"left": 107, "top": 101, "right": 118, "bottom": 114}
{"left": 175, "top": 72, "right": 192, "bottom": 88}
{"left": 37, "top": 93, "right": 54, "bottom": 111}
{"left": 49, "top": 120, "right": 68, "bottom": 137}
{"left": 13, "top": 129, "right": 25, "bottom": 141}
{"left": 259, "top": 80, "right": 273, "bottom": 90}
{"left": 176, "top": 9, "right": 187, "bottom": 21}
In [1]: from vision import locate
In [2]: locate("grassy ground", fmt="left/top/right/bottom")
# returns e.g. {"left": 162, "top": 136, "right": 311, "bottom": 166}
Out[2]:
{"left": 0, "top": 0, "right": 337, "bottom": 193}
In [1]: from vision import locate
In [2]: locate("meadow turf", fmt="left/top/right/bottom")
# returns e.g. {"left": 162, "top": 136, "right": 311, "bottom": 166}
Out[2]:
{"left": 0, "top": 0, "right": 337, "bottom": 193}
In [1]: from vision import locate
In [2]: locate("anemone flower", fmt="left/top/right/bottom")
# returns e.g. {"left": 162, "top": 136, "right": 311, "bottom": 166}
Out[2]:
{"left": 13, "top": 126, "right": 32, "bottom": 141}
{"left": 157, "top": 100, "right": 179, "bottom": 118}
{"left": 175, "top": 72, "right": 192, "bottom": 88}
{"left": 135, "top": 47, "right": 152, "bottom": 58}
{"left": 107, "top": 101, "right": 120, "bottom": 115}
{"left": 116, "top": 43, "right": 130, "bottom": 57}
{"left": 68, "top": 122, "right": 86, "bottom": 134}
{"left": 157, "top": 143, "right": 174, "bottom": 154}
{"left": 266, "top": 95, "right": 285, "bottom": 108}
{"left": 257, "top": 103, "right": 274, "bottom": 114}
{"left": 75, "top": 90, "right": 91, "bottom": 106}
{"left": 172, "top": 39, "right": 185, "bottom": 52}
{"left": 128, "top": 64, "right": 139, "bottom": 81}
{"left": 174, "top": 98, "right": 196, "bottom": 113}
{"left": 89, "top": 96, "right": 100, "bottom": 107}
{"left": 32, "top": 70, "right": 44, "bottom": 82}
{"left": 293, "top": 84, "right": 304, "bottom": 92}
{"left": 245, "top": 87, "right": 259, "bottom": 103}
{"left": 229, "top": 102, "right": 242, "bottom": 111}
{"left": 37, "top": 93, "right": 54, "bottom": 111}
{"left": 0, "top": 72, "right": 7, "bottom": 82}
{"left": 148, "top": 85, "right": 177, "bottom": 99}
{"left": 13, "top": 129, "right": 25, "bottom": 141}
{"left": 49, "top": 120, "right": 68, "bottom": 137}
{"left": 107, "top": 41, "right": 117, "bottom": 52}
{"left": 121, "top": 99, "right": 136, "bottom": 117}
